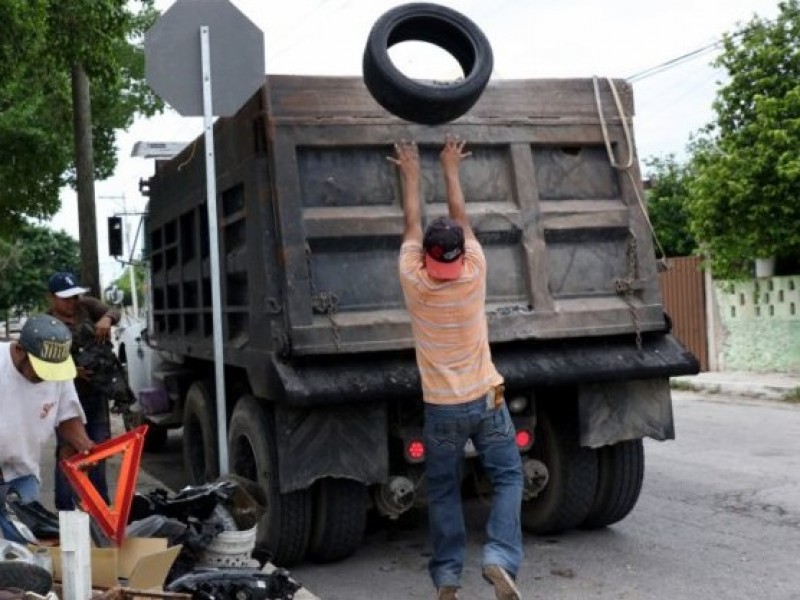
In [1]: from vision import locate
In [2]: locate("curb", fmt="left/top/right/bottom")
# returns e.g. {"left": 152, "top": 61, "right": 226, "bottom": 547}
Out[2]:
{"left": 671, "top": 377, "right": 800, "bottom": 402}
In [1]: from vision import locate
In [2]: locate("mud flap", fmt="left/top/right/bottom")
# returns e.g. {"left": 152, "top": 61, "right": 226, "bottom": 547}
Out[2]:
{"left": 578, "top": 378, "right": 674, "bottom": 448}
{"left": 275, "top": 402, "right": 388, "bottom": 493}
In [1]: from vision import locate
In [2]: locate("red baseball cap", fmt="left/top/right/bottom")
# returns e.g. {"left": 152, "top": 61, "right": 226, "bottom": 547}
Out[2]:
{"left": 423, "top": 217, "right": 465, "bottom": 281}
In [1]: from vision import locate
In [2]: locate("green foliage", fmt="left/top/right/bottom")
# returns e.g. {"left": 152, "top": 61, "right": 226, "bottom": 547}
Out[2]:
{"left": 0, "top": 223, "right": 80, "bottom": 314}
{"left": 110, "top": 264, "right": 148, "bottom": 307}
{"left": 686, "top": 0, "right": 800, "bottom": 279}
{"left": 0, "top": 0, "right": 162, "bottom": 233}
{"left": 643, "top": 155, "right": 698, "bottom": 257}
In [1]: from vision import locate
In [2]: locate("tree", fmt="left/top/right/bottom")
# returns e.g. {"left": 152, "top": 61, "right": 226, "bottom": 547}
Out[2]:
{"left": 643, "top": 155, "right": 698, "bottom": 257}
{"left": 0, "top": 1, "right": 162, "bottom": 232}
{"left": 686, "top": 0, "right": 800, "bottom": 279}
{"left": 0, "top": 224, "right": 81, "bottom": 318}
{"left": 110, "top": 264, "right": 148, "bottom": 309}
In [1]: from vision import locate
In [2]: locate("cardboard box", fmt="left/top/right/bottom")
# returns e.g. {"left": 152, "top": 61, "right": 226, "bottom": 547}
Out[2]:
{"left": 48, "top": 537, "right": 182, "bottom": 590}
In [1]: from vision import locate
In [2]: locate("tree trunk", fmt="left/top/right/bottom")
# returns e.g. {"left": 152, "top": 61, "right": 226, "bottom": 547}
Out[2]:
{"left": 71, "top": 63, "right": 100, "bottom": 295}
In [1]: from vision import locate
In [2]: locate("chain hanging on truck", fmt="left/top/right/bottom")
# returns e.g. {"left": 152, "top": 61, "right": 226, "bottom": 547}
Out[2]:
{"left": 305, "top": 243, "right": 342, "bottom": 350}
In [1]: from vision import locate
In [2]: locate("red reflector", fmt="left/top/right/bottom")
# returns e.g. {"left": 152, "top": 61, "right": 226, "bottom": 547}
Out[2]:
{"left": 407, "top": 440, "right": 425, "bottom": 461}
{"left": 515, "top": 429, "right": 532, "bottom": 449}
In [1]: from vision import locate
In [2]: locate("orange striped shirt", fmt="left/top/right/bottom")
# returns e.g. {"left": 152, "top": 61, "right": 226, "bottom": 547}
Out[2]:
{"left": 399, "top": 239, "right": 503, "bottom": 405}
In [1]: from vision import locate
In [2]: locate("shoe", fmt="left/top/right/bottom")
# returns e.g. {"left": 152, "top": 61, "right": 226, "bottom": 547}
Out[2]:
{"left": 482, "top": 564, "right": 521, "bottom": 600}
{"left": 437, "top": 586, "right": 459, "bottom": 600}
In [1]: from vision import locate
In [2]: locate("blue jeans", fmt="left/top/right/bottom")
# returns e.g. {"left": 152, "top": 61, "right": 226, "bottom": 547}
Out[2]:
{"left": 54, "top": 392, "right": 111, "bottom": 510}
{"left": 0, "top": 474, "right": 40, "bottom": 542}
{"left": 424, "top": 396, "right": 524, "bottom": 589}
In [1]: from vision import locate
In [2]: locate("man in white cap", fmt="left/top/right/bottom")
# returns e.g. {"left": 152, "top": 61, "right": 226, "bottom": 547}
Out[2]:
{"left": 0, "top": 314, "right": 93, "bottom": 505}
{"left": 46, "top": 271, "right": 120, "bottom": 510}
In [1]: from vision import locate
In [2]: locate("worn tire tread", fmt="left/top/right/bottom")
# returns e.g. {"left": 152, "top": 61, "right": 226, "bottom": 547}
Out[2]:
{"left": 229, "top": 396, "right": 312, "bottom": 565}
{"left": 308, "top": 478, "right": 368, "bottom": 563}
{"left": 581, "top": 439, "right": 644, "bottom": 529}
{"left": 521, "top": 406, "right": 598, "bottom": 534}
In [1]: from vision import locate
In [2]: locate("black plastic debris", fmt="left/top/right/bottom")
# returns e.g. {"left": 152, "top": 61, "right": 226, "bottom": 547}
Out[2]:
{"left": 126, "top": 478, "right": 268, "bottom": 586}
{"left": 165, "top": 567, "right": 302, "bottom": 600}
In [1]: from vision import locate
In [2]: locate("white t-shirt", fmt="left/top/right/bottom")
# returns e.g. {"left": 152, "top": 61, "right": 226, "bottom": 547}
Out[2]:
{"left": 0, "top": 342, "right": 85, "bottom": 482}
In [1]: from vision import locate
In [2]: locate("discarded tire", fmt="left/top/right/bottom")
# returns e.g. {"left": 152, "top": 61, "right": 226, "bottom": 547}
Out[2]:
{"left": 0, "top": 561, "right": 53, "bottom": 595}
{"left": 362, "top": 2, "right": 493, "bottom": 124}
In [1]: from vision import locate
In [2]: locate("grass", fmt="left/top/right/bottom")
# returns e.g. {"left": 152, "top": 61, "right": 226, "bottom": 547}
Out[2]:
{"left": 670, "top": 380, "right": 699, "bottom": 392}
{"left": 781, "top": 387, "right": 800, "bottom": 404}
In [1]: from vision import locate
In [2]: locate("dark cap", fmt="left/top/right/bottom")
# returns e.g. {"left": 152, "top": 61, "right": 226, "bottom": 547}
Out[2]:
{"left": 48, "top": 272, "right": 90, "bottom": 298}
{"left": 423, "top": 217, "right": 466, "bottom": 280}
{"left": 18, "top": 314, "right": 76, "bottom": 381}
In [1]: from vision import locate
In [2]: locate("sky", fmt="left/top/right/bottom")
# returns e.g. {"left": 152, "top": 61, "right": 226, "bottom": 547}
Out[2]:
{"left": 48, "top": 0, "right": 782, "bottom": 287}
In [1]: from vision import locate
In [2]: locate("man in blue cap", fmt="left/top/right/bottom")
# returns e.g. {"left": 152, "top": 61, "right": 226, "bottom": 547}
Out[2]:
{"left": 46, "top": 271, "right": 121, "bottom": 510}
{"left": 0, "top": 315, "right": 94, "bottom": 506}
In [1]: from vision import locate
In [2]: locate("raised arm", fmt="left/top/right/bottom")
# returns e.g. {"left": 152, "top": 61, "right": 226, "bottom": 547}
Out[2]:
{"left": 389, "top": 140, "right": 423, "bottom": 244}
{"left": 440, "top": 136, "right": 475, "bottom": 240}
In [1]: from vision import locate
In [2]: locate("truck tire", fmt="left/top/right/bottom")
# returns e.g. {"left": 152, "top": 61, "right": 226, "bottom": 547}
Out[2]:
{"left": 183, "top": 381, "right": 219, "bottom": 485}
{"left": 521, "top": 407, "right": 598, "bottom": 534}
{"left": 362, "top": 3, "right": 493, "bottom": 124}
{"left": 581, "top": 439, "right": 644, "bottom": 529}
{"left": 308, "top": 477, "right": 368, "bottom": 563}
{"left": 229, "top": 395, "right": 312, "bottom": 566}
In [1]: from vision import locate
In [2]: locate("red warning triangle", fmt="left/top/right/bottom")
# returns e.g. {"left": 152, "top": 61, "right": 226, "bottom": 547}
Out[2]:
{"left": 60, "top": 425, "right": 148, "bottom": 546}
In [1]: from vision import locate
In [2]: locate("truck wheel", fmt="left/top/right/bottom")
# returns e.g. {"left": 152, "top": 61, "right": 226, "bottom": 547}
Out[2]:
{"left": 521, "top": 407, "right": 598, "bottom": 534}
{"left": 308, "top": 477, "right": 368, "bottom": 563}
{"left": 183, "top": 381, "right": 219, "bottom": 485}
{"left": 581, "top": 439, "right": 644, "bottom": 529}
{"left": 229, "top": 395, "right": 312, "bottom": 566}
{"left": 362, "top": 3, "right": 493, "bottom": 124}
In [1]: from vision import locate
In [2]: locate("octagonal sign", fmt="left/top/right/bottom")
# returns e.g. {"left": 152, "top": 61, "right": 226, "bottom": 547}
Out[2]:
{"left": 145, "top": 0, "right": 265, "bottom": 117}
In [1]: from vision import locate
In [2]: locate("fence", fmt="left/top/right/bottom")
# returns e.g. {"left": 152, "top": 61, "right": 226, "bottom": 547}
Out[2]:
{"left": 659, "top": 256, "right": 708, "bottom": 371}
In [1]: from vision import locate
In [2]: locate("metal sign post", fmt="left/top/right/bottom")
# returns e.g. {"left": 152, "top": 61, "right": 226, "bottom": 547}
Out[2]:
{"left": 200, "top": 25, "right": 228, "bottom": 476}
{"left": 145, "top": 0, "right": 264, "bottom": 479}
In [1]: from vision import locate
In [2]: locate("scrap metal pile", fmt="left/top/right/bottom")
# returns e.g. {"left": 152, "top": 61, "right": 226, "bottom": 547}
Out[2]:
{"left": 0, "top": 479, "right": 303, "bottom": 600}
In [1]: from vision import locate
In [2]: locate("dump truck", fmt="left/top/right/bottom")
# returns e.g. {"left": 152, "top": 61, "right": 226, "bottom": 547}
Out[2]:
{"left": 118, "top": 74, "right": 699, "bottom": 566}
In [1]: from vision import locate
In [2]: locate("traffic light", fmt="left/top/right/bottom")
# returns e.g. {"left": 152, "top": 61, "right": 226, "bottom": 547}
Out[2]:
{"left": 108, "top": 216, "right": 123, "bottom": 257}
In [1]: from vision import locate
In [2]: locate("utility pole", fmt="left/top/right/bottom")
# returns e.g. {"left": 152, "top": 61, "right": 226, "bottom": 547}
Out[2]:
{"left": 72, "top": 63, "right": 100, "bottom": 295}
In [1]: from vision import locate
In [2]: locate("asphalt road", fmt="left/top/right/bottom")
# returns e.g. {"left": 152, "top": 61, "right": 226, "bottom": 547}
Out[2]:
{"left": 140, "top": 392, "right": 800, "bottom": 600}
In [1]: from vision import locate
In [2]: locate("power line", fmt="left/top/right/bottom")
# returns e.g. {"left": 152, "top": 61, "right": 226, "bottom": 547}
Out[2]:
{"left": 627, "top": 40, "right": 722, "bottom": 82}
{"left": 627, "top": 16, "right": 776, "bottom": 83}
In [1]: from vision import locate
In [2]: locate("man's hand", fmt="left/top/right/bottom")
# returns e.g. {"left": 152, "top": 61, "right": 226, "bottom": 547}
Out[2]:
{"left": 389, "top": 140, "right": 423, "bottom": 243}
{"left": 388, "top": 140, "right": 420, "bottom": 183}
{"left": 95, "top": 314, "right": 113, "bottom": 343}
{"left": 57, "top": 418, "right": 96, "bottom": 457}
{"left": 440, "top": 135, "right": 471, "bottom": 174}
{"left": 439, "top": 135, "right": 475, "bottom": 240}
{"left": 77, "top": 366, "right": 93, "bottom": 381}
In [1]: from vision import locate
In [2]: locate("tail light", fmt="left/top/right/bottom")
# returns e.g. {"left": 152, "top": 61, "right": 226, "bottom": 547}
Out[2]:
{"left": 405, "top": 439, "right": 425, "bottom": 463}
{"left": 515, "top": 429, "right": 533, "bottom": 452}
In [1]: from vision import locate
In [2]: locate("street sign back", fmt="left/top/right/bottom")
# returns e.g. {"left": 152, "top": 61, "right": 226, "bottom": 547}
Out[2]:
{"left": 145, "top": 0, "right": 265, "bottom": 116}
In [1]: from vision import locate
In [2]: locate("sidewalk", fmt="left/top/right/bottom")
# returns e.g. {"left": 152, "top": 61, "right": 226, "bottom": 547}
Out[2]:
{"left": 672, "top": 371, "right": 800, "bottom": 402}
